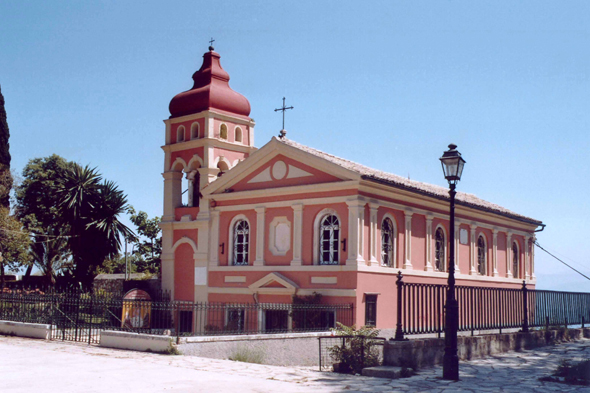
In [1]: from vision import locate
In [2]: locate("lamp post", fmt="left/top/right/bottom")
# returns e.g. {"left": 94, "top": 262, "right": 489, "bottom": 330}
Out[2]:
{"left": 440, "top": 143, "right": 466, "bottom": 381}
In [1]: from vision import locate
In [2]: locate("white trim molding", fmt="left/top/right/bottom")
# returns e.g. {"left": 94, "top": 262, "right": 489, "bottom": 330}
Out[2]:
{"left": 268, "top": 216, "right": 291, "bottom": 256}
{"left": 346, "top": 199, "right": 366, "bottom": 266}
{"left": 469, "top": 224, "right": 478, "bottom": 275}
{"left": 368, "top": 203, "right": 379, "bottom": 266}
{"left": 492, "top": 228, "right": 499, "bottom": 277}
{"left": 291, "top": 204, "right": 303, "bottom": 266}
{"left": 425, "top": 215, "right": 433, "bottom": 271}
{"left": 403, "top": 210, "right": 413, "bottom": 270}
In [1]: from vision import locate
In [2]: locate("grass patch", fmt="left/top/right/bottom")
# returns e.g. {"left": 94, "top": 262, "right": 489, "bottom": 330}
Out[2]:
{"left": 228, "top": 346, "right": 265, "bottom": 364}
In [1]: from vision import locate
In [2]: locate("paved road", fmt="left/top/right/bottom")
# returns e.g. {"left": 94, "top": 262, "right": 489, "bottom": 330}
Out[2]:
{"left": 1, "top": 335, "right": 590, "bottom": 392}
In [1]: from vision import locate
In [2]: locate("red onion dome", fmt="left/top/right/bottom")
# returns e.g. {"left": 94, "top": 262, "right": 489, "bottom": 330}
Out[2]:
{"left": 169, "top": 48, "right": 251, "bottom": 118}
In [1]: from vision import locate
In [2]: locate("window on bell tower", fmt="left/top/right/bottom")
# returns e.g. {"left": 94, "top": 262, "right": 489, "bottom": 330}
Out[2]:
{"left": 235, "top": 127, "right": 243, "bottom": 143}
{"left": 177, "top": 126, "right": 185, "bottom": 143}
{"left": 220, "top": 124, "right": 228, "bottom": 140}
{"left": 190, "top": 122, "right": 200, "bottom": 139}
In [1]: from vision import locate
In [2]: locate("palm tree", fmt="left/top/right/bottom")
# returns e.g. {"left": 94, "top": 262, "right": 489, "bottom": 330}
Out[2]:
{"left": 58, "top": 164, "right": 134, "bottom": 287}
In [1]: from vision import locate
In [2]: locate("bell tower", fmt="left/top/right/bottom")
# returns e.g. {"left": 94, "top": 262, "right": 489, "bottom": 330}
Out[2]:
{"left": 160, "top": 46, "right": 256, "bottom": 300}
{"left": 162, "top": 45, "right": 256, "bottom": 221}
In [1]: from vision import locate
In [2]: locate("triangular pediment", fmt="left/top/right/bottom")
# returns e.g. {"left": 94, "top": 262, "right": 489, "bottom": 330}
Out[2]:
{"left": 248, "top": 272, "right": 299, "bottom": 295}
{"left": 203, "top": 137, "right": 360, "bottom": 196}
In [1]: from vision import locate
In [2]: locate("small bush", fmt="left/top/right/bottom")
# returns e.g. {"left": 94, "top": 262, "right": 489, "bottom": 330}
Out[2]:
{"left": 228, "top": 346, "right": 265, "bottom": 364}
{"left": 540, "top": 358, "right": 590, "bottom": 386}
{"left": 328, "top": 323, "right": 381, "bottom": 374}
{"left": 165, "top": 344, "right": 181, "bottom": 355}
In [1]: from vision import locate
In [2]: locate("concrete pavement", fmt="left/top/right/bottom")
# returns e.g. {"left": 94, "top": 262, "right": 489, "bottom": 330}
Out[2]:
{"left": 1, "top": 335, "right": 590, "bottom": 392}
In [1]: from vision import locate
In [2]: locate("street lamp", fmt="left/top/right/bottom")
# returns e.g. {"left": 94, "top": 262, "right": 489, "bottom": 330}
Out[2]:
{"left": 440, "top": 143, "right": 466, "bottom": 381}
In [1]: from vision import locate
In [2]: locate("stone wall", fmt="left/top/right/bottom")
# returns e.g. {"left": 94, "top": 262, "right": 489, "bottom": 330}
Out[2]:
{"left": 178, "top": 332, "right": 327, "bottom": 367}
{"left": 384, "top": 327, "right": 590, "bottom": 369}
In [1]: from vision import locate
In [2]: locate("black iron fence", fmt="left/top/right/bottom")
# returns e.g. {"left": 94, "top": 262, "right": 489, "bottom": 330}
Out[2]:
{"left": 0, "top": 289, "right": 354, "bottom": 344}
{"left": 394, "top": 271, "right": 590, "bottom": 340}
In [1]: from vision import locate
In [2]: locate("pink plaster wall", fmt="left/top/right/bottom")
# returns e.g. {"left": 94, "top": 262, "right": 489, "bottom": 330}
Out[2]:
{"left": 174, "top": 243, "right": 194, "bottom": 301}
{"left": 175, "top": 206, "right": 200, "bottom": 221}
{"left": 411, "top": 214, "right": 426, "bottom": 271}
{"left": 458, "top": 224, "right": 470, "bottom": 274}
{"left": 212, "top": 118, "right": 250, "bottom": 145}
{"left": 213, "top": 147, "right": 248, "bottom": 167}
{"left": 170, "top": 147, "right": 205, "bottom": 171}
{"left": 171, "top": 118, "right": 205, "bottom": 144}
{"left": 215, "top": 189, "right": 357, "bottom": 207}
{"left": 173, "top": 229, "right": 198, "bottom": 248}
{"left": 364, "top": 205, "right": 370, "bottom": 261}
{"left": 231, "top": 154, "right": 343, "bottom": 192}
{"left": 497, "top": 232, "right": 507, "bottom": 277}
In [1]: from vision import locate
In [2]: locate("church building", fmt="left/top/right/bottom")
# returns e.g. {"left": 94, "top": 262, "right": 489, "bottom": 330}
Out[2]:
{"left": 159, "top": 46, "right": 543, "bottom": 330}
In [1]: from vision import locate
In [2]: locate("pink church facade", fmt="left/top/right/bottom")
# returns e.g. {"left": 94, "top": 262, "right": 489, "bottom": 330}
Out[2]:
{"left": 160, "top": 47, "right": 543, "bottom": 330}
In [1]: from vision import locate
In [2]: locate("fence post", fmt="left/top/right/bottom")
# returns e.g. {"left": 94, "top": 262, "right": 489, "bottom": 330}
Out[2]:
{"left": 394, "top": 271, "right": 404, "bottom": 341}
{"left": 318, "top": 338, "right": 322, "bottom": 371}
{"left": 522, "top": 281, "right": 529, "bottom": 333}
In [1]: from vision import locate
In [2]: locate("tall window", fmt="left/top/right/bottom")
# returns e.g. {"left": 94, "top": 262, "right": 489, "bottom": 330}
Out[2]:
{"left": 235, "top": 127, "right": 243, "bottom": 143}
{"left": 319, "top": 214, "right": 339, "bottom": 265}
{"left": 365, "top": 295, "right": 377, "bottom": 327}
{"left": 512, "top": 242, "right": 519, "bottom": 279}
{"left": 477, "top": 235, "right": 486, "bottom": 275}
{"left": 381, "top": 218, "right": 394, "bottom": 266}
{"left": 435, "top": 227, "right": 445, "bottom": 272}
{"left": 232, "top": 220, "right": 249, "bottom": 265}
{"left": 220, "top": 124, "right": 228, "bottom": 139}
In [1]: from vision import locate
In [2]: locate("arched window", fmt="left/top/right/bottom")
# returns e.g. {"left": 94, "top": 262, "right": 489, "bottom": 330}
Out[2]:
{"left": 220, "top": 124, "right": 228, "bottom": 140}
{"left": 235, "top": 127, "right": 243, "bottom": 143}
{"left": 232, "top": 220, "right": 249, "bottom": 266}
{"left": 190, "top": 123, "right": 200, "bottom": 139}
{"left": 319, "top": 214, "right": 339, "bottom": 265}
{"left": 177, "top": 126, "right": 185, "bottom": 143}
{"left": 512, "top": 242, "right": 519, "bottom": 279}
{"left": 435, "top": 227, "right": 445, "bottom": 272}
{"left": 381, "top": 218, "right": 394, "bottom": 267}
{"left": 477, "top": 235, "right": 487, "bottom": 275}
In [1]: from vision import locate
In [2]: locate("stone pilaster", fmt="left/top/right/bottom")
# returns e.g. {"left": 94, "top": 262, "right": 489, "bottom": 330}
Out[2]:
{"left": 254, "top": 207, "right": 265, "bottom": 266}
{"left": 403, "top": 211, "right": 413, "bottom": 270}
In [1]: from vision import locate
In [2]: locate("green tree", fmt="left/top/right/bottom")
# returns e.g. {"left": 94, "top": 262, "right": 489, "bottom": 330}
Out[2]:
{"left": 15, "top": 155, "right": 71, "bottom": 282}
{"left": 0, "top": 171, "right": 30, "bottom": 286}
{"left": 58, "top": 164, "right": 134, "bottom": 287}
{"left": 127, "top": 206, "right": 161, "bottom": 274}
{"left": 0, "top": 85, "right": 12, "bottom": 208}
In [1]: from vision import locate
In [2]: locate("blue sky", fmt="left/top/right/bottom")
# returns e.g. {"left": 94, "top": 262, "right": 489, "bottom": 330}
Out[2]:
{"left": 1, "top": 1, "right": 588, "bottom": 290}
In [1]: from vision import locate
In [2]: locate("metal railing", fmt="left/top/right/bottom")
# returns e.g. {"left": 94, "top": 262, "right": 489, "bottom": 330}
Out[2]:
{"left": 394, "top": 271, "right": 590, "bottom": 340}
{"left": 0, "top": 289, "right": 354, "bottom": 343}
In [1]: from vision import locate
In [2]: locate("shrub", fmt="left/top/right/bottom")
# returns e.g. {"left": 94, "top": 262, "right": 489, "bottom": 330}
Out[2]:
{"left": 328, "top": 323, "right": 381, "bottom": 374}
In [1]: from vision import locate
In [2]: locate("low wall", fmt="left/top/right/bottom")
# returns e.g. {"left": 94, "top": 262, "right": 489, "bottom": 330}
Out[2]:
{"left": 0, "top": 320, "right": 50, "bottom": 340}
{"left": 100, "top": 331, "right": 174, "bottom": 354}
{"left": 385, "top": 327, "right": 590, "bottom": 369}
{"left": 179, "top": 332, "right": 328, "bottom": 367}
